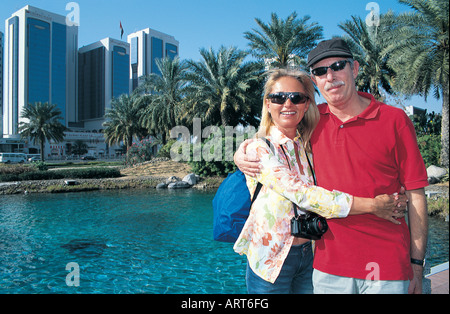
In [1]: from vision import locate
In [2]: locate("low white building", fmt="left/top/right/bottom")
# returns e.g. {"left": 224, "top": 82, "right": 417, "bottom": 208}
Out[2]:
{"left": 46, "top": 131, "right": 120, "bottom": 159}
{"left": 0, "top": 132, "right": 123, "bottom": 160}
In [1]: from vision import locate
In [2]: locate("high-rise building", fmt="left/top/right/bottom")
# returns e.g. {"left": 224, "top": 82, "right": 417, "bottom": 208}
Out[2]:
{"left": 127, "top": 28, "right": 179, "bottom": 91}
{"left": 1, "top": 5, "right": 179, "bottom": 157}
{"left": 78, "top": 37, "right": 130, "bottom": 131}
{"left": 1, "top": 31, "right": 4, "bottom": 137}
{"left": 2, "top": 5, "right": 78, "bottom": 138}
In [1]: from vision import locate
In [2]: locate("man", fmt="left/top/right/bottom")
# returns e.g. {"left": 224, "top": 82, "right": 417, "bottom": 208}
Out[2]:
{"left": 235, "top": 38, "right": 428, "bottom": 294}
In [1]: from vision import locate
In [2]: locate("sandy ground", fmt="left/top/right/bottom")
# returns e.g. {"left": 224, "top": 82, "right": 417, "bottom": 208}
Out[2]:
{"left": 120, "top": 160, "right": 193, "bottom": 179}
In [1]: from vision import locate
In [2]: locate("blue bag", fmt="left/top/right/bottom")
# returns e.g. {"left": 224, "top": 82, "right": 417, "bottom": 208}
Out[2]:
{"left": 212, "top": 170, "right": 262, "bottom": 242}
{"left": 212, "top": 138, "right": 271, "bottom": 243}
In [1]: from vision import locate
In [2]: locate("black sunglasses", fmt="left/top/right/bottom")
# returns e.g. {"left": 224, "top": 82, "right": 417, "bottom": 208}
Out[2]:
{"left": 311, "top": 60, "right": 351, "bottom": 76}
{"left": 267, "top": 92, "right": 309, "bottom": 105}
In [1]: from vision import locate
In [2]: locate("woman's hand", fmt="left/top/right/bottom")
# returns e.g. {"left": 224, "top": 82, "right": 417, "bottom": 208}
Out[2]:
{"left": 234, "top": 139, "right": 261, "bottom": 177}
{"left": 351, "top": 187, "right": 408, "bottom": 224}
{"left": 372, "top": 192, "right": 408, "bottom": 225}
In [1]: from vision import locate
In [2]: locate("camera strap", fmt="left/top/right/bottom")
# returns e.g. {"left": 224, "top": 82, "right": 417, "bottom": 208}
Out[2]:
{"left": 279, "top": 144, "right": 316, "bottom": 219}
{"left": 251, "top": 137, "right": 275, "bottom": 204}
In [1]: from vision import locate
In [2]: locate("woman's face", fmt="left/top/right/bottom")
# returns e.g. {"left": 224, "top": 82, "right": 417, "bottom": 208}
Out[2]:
{"left": 266, "top": 76, "right": 310, "bottom": 138}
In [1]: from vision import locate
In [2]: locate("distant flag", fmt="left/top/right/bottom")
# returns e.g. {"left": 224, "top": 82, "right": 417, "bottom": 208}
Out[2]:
{"left": 120, "top": 21, "right": 124, "bottom": 39}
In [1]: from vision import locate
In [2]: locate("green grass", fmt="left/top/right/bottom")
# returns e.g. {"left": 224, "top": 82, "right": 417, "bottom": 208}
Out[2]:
{"left": 427, "top": 197, "right": 449, "bottom": 218}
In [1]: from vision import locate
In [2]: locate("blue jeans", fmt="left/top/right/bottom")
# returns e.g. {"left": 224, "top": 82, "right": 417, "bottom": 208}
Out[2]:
{"left": 246, "top": 241, "right": 314, "bottom": 294}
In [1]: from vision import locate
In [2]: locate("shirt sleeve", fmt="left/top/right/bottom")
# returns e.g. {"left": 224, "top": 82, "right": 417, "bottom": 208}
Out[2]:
{"left": 248, "top": 139, "right": 353, "bottom": 219}
{"left": 395, "top": 114, "right": 429, "bottom": 190}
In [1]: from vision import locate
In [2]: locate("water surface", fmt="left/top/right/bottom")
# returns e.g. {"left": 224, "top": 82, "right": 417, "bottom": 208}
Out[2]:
{"left": 0, "top": 189, "right": 447, "bottom": 293}
{"left": 0, "top": 189, "right": 246, "bottom": 293}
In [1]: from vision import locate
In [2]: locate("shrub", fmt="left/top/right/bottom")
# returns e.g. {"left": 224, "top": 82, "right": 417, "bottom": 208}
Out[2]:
{"left": 411, "top": 111, "right": 442, "bottom": 167}
{"left": 156, "top": 139, "right": 177, "bottom": 159}
{"left": 125, "top": 138, "right": 160, "bottom": 166}
{"left": 417, "top": 134, "right": 441, "bottom": 167}
{"left": 19, "top": 171, "right": 64, "bottom": 181}
{"left": 0, "top": 164, "right": 34, "bottom": 176}
{"left": 31, "top": 161, "right": 49, "bottom": 171}
{"left": 64, "top": 168, "right": 121, "bottom": 179}
{"left": 188, "top": 129, "right": 251, "bottom": 177}
{"left": 189, "top": 158, "right": 237, "bottom": 177}
{"left": 427, "top": 197, "right": 449, "bottom": 218}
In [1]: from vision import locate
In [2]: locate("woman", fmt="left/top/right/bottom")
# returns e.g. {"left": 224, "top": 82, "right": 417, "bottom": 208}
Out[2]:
{"left": 233, "top": 68, "right": 405, "bottom": 294}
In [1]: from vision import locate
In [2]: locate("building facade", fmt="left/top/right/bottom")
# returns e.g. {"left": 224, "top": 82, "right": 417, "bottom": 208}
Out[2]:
{"left": 3, "top": 5, "right": 78, "bottom": 138}
{"left": 78, "top": 37, "right": 130, "bottom": 131}
{"left": 1, "top": 6, "right": 178, "bottom": 159}
{"left": 127, "top": 28, "right": 179, "bottom": 91}
{"left": 0, "top": 31, "right": 3, "bottom": 137}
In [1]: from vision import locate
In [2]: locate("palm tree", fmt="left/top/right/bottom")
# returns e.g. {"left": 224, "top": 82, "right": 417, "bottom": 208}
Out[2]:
{"left": 137, "top": 57, "right": 187, "bottom": 144}
{"left": 244, "top": 12, "right": 323, "bottom": 69}
{"left": 18, "top": 102, "right": 67, "bottom": 161}
{"left": 103, "top": 94, "right": 147, "bottom": 150}
{"left": 185, "top": 46, "right": 262, "bottom": 127}
{"left": 382, "top": 0, "right": 449, "bottom": 167}
{"left": 71, "top": 140, "right": 88, "bottom": 156}
{"left": 339, "top": 15, "right": 396, "bottom": 101}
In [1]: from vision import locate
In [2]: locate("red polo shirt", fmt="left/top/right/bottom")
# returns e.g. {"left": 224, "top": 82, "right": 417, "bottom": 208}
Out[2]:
{"left": 311, "top": 92, "right": 428, "bottom": 280}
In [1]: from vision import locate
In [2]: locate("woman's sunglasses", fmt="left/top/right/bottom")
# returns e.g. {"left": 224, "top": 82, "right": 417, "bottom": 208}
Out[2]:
{"left": 311, "top": 60, "right": 351, "bottom": 76}
{"left": 268, "top": 92, "right": 309, "bottom": 105}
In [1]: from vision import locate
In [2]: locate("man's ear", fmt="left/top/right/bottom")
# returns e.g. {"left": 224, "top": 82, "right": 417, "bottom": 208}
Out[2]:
{"left": 352, "top": 60, "right": 360, "bottom": 79}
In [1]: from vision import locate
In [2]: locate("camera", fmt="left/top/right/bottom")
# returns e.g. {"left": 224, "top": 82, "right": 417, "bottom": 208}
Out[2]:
{"left": 291, "top": 212, "right": 328, "bottom": 240}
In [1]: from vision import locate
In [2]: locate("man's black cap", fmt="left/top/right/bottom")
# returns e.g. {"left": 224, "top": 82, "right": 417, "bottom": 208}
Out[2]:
{"left": 307, "top": 38, "right": 353, "bottom": 68}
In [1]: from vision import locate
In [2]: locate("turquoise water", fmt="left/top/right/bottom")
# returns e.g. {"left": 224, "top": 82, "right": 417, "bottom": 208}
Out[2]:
{"left": 0, "top": 189, "right": 448, "bottom": 294}
{"left": 0, "top": 189, "right": 247, "bottom": 294}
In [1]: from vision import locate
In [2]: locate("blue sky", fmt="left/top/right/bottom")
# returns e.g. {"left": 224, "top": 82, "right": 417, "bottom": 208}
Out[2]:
{"left": 1, "top": 0, "right": 443, "bottom": 112}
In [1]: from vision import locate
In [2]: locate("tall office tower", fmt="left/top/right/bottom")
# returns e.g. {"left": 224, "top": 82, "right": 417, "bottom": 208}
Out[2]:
{"left": 1, "top": 31, "right": 4, "bottom": 137}
{"left": 3, "top": 5, "right": 78, "bottom": 138}
{"left": 78, "top": 37, "right": 130, "bottom": 131}
{"left": 127, "top": 28, "right": 179, "bottom": 91}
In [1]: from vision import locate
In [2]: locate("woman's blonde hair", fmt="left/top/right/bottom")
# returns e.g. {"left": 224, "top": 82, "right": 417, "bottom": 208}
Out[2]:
{"left": 258, "top": 68, "right": 320, "bottom": 152}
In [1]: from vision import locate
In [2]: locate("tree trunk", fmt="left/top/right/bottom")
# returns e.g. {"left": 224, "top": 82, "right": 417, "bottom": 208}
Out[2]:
{"left": 40, "top": 139, "right": 45, "bottom": 162}
{"left": 127, "top": 135, "right": 133, "bottom": 151}
{"left": 440, "top": 83, "right": 449, "bottom": 168}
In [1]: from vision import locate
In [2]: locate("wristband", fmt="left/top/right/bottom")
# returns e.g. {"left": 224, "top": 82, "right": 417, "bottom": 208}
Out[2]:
{"left": 411, "top": 258, "right": 425, "bottom": 267}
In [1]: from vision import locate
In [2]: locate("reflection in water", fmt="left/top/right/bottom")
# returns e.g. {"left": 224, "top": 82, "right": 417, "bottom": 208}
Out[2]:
{"left": 61, "top": 239, "right": 108, "bottom": 257}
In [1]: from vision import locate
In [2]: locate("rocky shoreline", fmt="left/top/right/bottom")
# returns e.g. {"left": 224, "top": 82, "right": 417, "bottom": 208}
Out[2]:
{"left": 1, "top": 171, "right": 448, "bottom": 219}
{"left": 0, "top": 173, "right": 447, "bottom": 196}
{"left": 0, "top": 174, "right": 223, "bottom": 195}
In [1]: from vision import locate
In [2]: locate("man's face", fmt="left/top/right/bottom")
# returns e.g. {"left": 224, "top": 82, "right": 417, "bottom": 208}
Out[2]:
{"left": 311, "top": 57, "right": 359, "bottom": 108}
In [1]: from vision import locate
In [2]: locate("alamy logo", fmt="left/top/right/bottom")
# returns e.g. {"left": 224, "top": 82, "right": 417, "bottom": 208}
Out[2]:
{"left": 365, "top": 2, "right": 380, "bottom": 27}
{"left": 65, "top": 2, "right": 80, "bottom": 27}
{"left": 169, "top": 118, "right": 257, "bottom": 162}
{"left": 66, "top": 262, "right": 80, "bottom": 287}
{"left": 365, "top": 262, "right": 380, "bottom": 281}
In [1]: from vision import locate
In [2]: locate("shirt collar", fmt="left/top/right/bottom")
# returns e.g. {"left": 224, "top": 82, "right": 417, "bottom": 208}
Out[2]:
{"left": 269, "top": 125, "right": 302, "bottom": 146}
{"left": 318, "top": 92, "right": 380, "bottom": 120}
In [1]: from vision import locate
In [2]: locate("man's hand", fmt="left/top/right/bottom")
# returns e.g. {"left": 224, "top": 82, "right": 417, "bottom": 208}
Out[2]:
{"left": 234, "top": 139, "right": 261, "bottom": 177}
{"left": 408, "top": 264, "right": 424, "bottom": 294}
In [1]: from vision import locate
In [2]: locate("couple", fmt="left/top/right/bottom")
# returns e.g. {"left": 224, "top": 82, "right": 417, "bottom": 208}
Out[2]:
{"left": 233, "top": 38, "right": 428, "bottom": 294}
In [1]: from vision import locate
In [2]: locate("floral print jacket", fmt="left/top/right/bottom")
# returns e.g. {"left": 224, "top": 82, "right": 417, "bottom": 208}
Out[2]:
{"left": 233, "top": 126, "right": 353, "bottom": 283}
